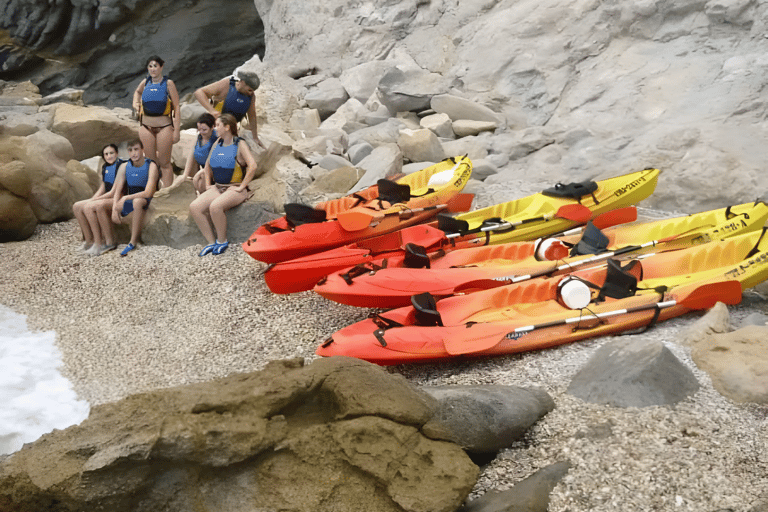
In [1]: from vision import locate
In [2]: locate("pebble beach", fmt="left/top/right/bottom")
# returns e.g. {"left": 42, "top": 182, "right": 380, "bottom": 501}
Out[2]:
{"left": 1, "top": 218, "right": 767, "bottom": 511}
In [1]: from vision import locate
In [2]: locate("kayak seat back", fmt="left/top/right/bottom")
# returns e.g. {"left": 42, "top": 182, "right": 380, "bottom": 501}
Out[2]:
{"left": 411, "top": 292, "right": 443, "bottom": 326}
{"left": 599, "top": 259, "right": 640, "bottom": 300}
{"left": 403, "top": 243, "right": 431, "bottom": 269}
{"left": 542, "top": 180, "right": 598, "bottom": 200}
{"left": 284, "top": 203, "right": 327, "bottom": 227}
{"left": 570, "top": 221, "right": 610, "bottom": 256}
{"left": 377, "top": 179, "right": 412, "bottom": 204}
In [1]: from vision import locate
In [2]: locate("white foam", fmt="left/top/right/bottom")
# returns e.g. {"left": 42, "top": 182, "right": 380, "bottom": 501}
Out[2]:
{"left": 0, "top": 305, "right": 90, "bottom": 455}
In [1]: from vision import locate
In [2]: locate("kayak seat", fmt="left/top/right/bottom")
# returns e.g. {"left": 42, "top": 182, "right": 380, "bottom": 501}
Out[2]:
{"left": 284, "top": 203, "right": 327, "bottom": 227}
{"left": 570, "top": 221, "right": 610, "bottom": 256}
{"left": 438, "top": 214, "right": 470, "bottom": 234}
{"left": 542, "top": 180, "right": 598, "bottom": 201}
{"left": 377, "top": 179, "right": 412, "bottom": 205}
{"left": 411, "top": 292, "right": 444, "bottom": 326}
{"left": 598, "top": 259, "right": 639, "bottom": 300}
{"left": 404, "top": 243, "right": 431, "bottom": 269}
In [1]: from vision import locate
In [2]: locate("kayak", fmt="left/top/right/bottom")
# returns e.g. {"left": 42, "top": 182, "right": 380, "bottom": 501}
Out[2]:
{"left": 263, "top": 167, "right": 660, "bottom": 292}
{"left": 313, "top": 201, "right": 768, "bottom": 308}
{"left": 242, "top": 156, "right": 474, "bottom": 263}
{"left": 317, "top": 228, "right": 768, "bottom": 365}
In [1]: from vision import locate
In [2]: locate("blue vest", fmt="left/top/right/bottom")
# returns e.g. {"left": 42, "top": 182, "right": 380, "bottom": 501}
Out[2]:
{"left": 141, "top": 76, "right": 172, "bottom": 116}
{"left": 221, "top": 77, "right": 251, "bottom": 121}
{"left": 193, "top": 130, "right": 217, "bottom": 167}
{"left": 209, "top": 138, "right": 244, "bottom": 185}
{"left": 125, "top": 158, "right": 153, "bottom": 194}
{"left": 102, "top": 159, "right": 123, "bottom": 193}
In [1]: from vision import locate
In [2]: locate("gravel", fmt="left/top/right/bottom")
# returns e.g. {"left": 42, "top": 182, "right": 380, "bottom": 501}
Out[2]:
{"left": 1, "top": 218, "right": 767, "bottom": 511}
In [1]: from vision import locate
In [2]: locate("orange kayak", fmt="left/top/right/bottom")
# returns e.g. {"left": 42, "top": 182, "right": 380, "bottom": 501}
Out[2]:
{"left": 317, "top": 229, "right": 768, "bottom": 365}
{"left": 313, "top": 201, "right": 768, "bottom": 308}
{"left": 242, "top": 156, "right": 473, "bottom": 263}
{"left": 264, "top": 168, "right": 660, "bottom": 292}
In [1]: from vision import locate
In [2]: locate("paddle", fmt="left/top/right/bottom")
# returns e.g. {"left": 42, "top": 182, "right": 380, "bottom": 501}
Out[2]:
{"left": 445, "top": 281, "right": 743, "bottom": 355}
{"left": 337, "top": 193, "right": 475, "bottom": 231}
{"left": 445, "top": 203, "right": 592, "bottom": 239}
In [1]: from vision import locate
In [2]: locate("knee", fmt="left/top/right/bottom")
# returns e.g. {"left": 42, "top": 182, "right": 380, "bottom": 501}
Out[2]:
{"left": 73, "top": 201, "right": 85, "bottom": 214}
{"left": 189, "top": 200, "right": 206, "bottom": 216}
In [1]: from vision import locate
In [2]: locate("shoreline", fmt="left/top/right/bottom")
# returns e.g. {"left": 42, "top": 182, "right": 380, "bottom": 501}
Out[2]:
{"left": 1, "top": 219, "right": 767, "bottom": 510}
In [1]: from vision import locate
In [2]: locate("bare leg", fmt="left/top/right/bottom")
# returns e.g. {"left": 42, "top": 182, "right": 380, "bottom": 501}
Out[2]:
{"left": 139, "top": 124, "right": 158, "bottom": 167}
{"left": 73, "top": 199, "right": 93, "bottom": 245}
{"left": 90, "top": 199, "right": 116, "bottom": 246}
{"left": 189, "top": 187, "right": 221, "bottom": 243}
{"left": 154, "top": 125, "right": 175, "bottom": 188}
{"left": 209, "top": 188, "right": 248, "bottom": 242}
{"left": 128, "top": 197, "right": 148, "bottom": 245}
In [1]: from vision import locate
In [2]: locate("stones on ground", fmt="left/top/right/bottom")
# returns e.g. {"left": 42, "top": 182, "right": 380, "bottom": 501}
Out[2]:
{"left": 319, "top": 97, "right": 368, "bottom": 131}
{"left": 398, "top": 128, "right": 446, "bottom": 163}
{"left": 431, "top": 94, "right": 504, "bottom": 124}
{"left": 317, "top": 154, "right": 354, "bottom": 171}
{"left": 470, "top": 159, "right": 499, "bottom": 181}
{"left": 348, "top": 118, "right": 405, "bottom": 148}
{"left": 420, "top": 113, "right": 454, "bottom": 139}
{"left": 459, "top": 461, "right": 570, "bottom": 512}
{"left": 567, "top": 338, "right": 700, "bottom": 407}
{"left": 351, "top": 143, "right": 404, "bottom": 192}
{"left": 691, "top": 325, "right": 768, "bottom": 403}
{"left": 679, "top": 301, "right": 731, "bottom": 346}
{"left": 453, "top": 120, "right": 499, "bottom": 137}
{"left": 377, "top": 67, "right": 449, "bottom": 114}
{"left": 738, "top": 312, "right": 768, "bottom": 328}
{"left": 420, "top": 385, "right": 555, "bottom": 454}
{"left": 0, "top": 357, "right": 478, "bottom": 512}
{"left": 339, "top": 61, "right": 393, "bottom": 103}
{"left": 348, "top": 142, "right": 374, "bottom": 164}
{"left": 305, "top": 78, "right": 350, "bottom": 119}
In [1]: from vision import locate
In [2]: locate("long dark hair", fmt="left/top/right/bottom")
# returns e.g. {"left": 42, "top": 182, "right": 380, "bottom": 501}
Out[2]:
{"left": 197, "top": 113, "right": 215, "bottom": 128}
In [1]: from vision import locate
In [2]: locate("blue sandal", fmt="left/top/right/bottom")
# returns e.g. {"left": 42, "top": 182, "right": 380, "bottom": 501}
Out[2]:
{"left": 120, "top": 243, "right": 135, "bottom": 257}
{"left": 199, "top": 243, "right": 217, "bottom": 257}
{"left": 212, "top": 241, "right": 229, "bottom": 255}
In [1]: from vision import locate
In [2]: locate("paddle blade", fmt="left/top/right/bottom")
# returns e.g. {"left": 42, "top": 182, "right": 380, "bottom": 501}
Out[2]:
{"left": 592, "top": 207, "right": 638, "bottom": 230}
{"left": 337, "top": 210, "right": 378, "bottom": 231}
{"left": 445, "top": 193, "right": 475, "bottom": 213}
{"left": 557, "top": 204, "right": 592, "bottom": 223}
{"left": 677, "top": 281, "right": 743, "bottom": 310}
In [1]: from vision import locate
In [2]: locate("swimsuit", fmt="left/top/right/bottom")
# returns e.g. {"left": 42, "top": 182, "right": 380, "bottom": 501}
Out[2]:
{"left": 121, "top": 158, "right": 154, "bottom": 216}
{"left": 141, "top": 76, "right": 172, "bottom": 117}
{"left": 209, "top": 137, "right": 245, "bottom": 185}
{"left": 215, "top": 77, "right": 251, "bottom": 121}
{"left": 193, "top": 130, "right": 217, "bottom": 166}
{"left": 141, "top": 123, "right": 173, "bottom": 135}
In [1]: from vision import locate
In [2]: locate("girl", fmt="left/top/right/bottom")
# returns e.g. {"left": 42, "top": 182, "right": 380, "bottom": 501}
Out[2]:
{"left": 174, "top": 113, "right": 217, "bottom": 194}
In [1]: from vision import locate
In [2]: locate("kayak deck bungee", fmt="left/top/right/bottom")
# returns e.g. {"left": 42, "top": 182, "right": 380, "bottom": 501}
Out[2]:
{"left": 316, "top": 228, "right": 768, "bottom": 365}
{"left": 263, "top": 168, "right": 660, "bottom": 292}
{"left": 242, "top": 155, "right": 473, "bottom": 264}
{"left": 313, "top": 201, "right": 768, "bottom": 308}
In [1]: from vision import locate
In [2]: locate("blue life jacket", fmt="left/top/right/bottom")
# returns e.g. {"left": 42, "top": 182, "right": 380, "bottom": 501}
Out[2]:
{"left": 193, "top": 130, "right": 217, "bottom": 167}
{"left": 209, "top": 138, "right": 244, "bottom": 185}
{"left": 125, "top": 158, "right": 153, "bottom": 194}
{"left": 141, "top": 76, "right": 172, "bottom": 116}
{"left": 216, "top": 77, "right": 251, "bottom": 121}
{"left": 102, "top": 159, "right": 124, "bottom": 193}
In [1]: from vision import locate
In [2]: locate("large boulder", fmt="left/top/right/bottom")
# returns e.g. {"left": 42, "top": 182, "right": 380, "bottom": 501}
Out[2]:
{"left": 50, "top": 104, "right": 138, "bottom": 160}
{"left": 0, "top": 357, "right": 478, "bottom": 512}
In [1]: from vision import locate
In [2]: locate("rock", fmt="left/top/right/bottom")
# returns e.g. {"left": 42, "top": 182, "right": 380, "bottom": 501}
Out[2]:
{"left": 348, "top": 118, "right": 406, "bottom": 148}
{"left": 178, "top": 102, "right": 209, "bottom": 130}
{"left": 170, "top": 129, "right": 198, "bottom": 170}
{"left": 348, "top": 142, "right": 374, "bottom": 165}
{"left": 567, "top": 339, "right": 700, "bottom": 408}
{"left": 452, "top": 120, "right": 499, "bottom": 137}
{"left": 739, "top": 312, "right": 768, "bottom": 328}
{"left": 339, "top": 61, "right": 394, "bottom": 103}
{"left": 442, "top": 136, "right": 490, "bottom": 161}
{"left": 363, "top": 104, "right": 393, "bottom": 126}
{"left": 40, "top": 88, "right": 83, "bottom": 105}
{"left": 0, "top": 190, "right": 37, "bottom": 241}
{"left": 377, "top": 67, "right": 449, "bottom": 114}
{"left": 301, "top": 166, "right": 364, "bottom": 199}
{"left": 420, "top": 113, "right": 454, "bottom": 139}
{"left": 459, "top": 461, "right": 571, "bottom": 512}
{"left": 50, "top": 104, "right": 138, "bottom": 160}
{"left": 0, "top": 111, "right": 52, "bottom": 137}
{"left": 289, "top": 108, "right": 322, "bottom": 132}
{"left": 305, "top": 77, "right": 350, "bottom": 119}
{"left": 317, "top": 154, "right": 354, "bottom": 171}
{"left": 470, "top": 159, "right": 499, "bottom": 181}
{"left": 431, "top": 94, "right": 504, "bottom": 124}
{"left": 420, "top": 385, "right": 555, "bottom": 454}
{"left": 319, "top": 97, "right": 367, "bottom": 132}
{"left": 350, "top": 143, "right": 403, "bottom": 192}
{"left": 398, "top": 128, "right": 445, "bottom": 163}
{"left": 0, "top": 357, "right": 478, "bottom": 512}
{"left": 691, "top": 325, "right": 768, "bottom": 403}
{"left": 492, "top": 128, "right": 556, "bottom": 161}
{"left": 65, "top": 160, "right": 100, "bottom": 195}
{"left": 403, "top": 161, "right": 435, "bottom": 175}
{"left": 679, "top": 301, "right": 731, "bottom": 346}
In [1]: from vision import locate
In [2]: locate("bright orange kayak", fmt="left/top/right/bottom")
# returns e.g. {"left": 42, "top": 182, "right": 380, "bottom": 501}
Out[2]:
{"left": 313, "top": 201, "right": 768, "bottom": 308}
{"left": 242, "top": 156, "right": 473, "bottom": 263}
{"left": 317, "top": 229, "right": 768, "bottom": 365}
{"left": 263, "top": 168, "right": 659, "bottom": 292}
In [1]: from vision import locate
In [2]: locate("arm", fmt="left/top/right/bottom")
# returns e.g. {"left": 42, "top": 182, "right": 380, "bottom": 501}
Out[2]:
{"left": 181, "top": 145, "right": 199, "bottom": 180}
{"left": 193, "top": 78, "right": 230, "bottom": 117}
{"left": 142, "top": 162, "right": 160, "bottom": 198}
{"left": 132, "top": 80, "right": 146, "bottom": 118}
{"left": 235, "top": 140, "right": 258, "bottom": 192}
{"left": 167, "top": 79, "right": 181, "bottom": 143}
{"left": 246, "top": 97, "right": 265, "bottom": 148}
{"left": 111, "top": 163, "right": 128, "bottom": 223}
{"left": 90, "top": 182, "right": 106, "bottom": 200}
{"left": 202, "top": 150, "right": 215, "bottom": 190}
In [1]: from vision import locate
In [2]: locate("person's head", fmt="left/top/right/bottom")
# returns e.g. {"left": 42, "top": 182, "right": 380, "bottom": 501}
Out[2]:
{"left": 197, "top": 113, "right": 216, "bottom": 137}
{"left": 236, "top": 71, "right": 260, "bottom": 95}
{"left": 215, "top": 114, "right": 239, "bottom": 137}
{"left": 127, "top": 139, "right": 144, "bottom": 161}
{"left": 101, "top": 144, "right": 119, "bottom": 164}
{"left": 145, "top": 56, "right": 164, "bottom": 75}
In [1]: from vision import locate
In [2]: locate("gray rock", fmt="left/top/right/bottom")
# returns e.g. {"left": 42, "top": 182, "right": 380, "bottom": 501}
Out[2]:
{"left": 319, "top": 97, "right": 367, "bottom": 131}
{"left": 739, "top": 312, "right": 768, "bottom": 328}
{"left": 40, "top": 87, "right": 83, "bottom": 105}
{"left": 567, "top": 339, "right": 700, "bottom": 408}
{"left": 377, "top": 67, "right": 449, "bottom": 114}
{"left": 317, "top": 154, "right": 353, "bottom": 171}
{"left": 459, "top": 461, "right": 570, "bottom": 512}
{"left": 431, "top": 94, "right": 504, "bottom": 124}
{"left": 442, "top": 136, "right": 490, "bottom": 161}
{"left": 398, "top": 128, "right": 446, "bottom": 163}
{"left": 347, "top": 142, "right": 374, "bottom": 165}
{"left": 420, "top": 385, "right": 555, "bottom": 453}
{"left": 453, "top": 120, "right": 499, "bottom": 137}
{"left": 421, "top": 113, "right": 454, "bottom": 139}
{"left": 363, "top": 104, "right": 393, "bottom": 126}
{"left": 403, "top": 161, "right": 436, "bottom": 175}
{"left": 305, "top": 77, "right": 349, "bottom": 119}
{"left": 339, "top": 61, "right": 394, "bottom": 103}
{"left": 350, "top": 143, "right": 403, "bottom": 193}
{"left": 289, "top": 108, "right": 322, "bottom": 132}
{"left": 470, "top": 159, "right": 499, "bottom": 181}
{"left": 679, "top": 301, "right": 731, "bottom": 346}
{"left": 348, "top": 118, "right": 405, "bottom": 148}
